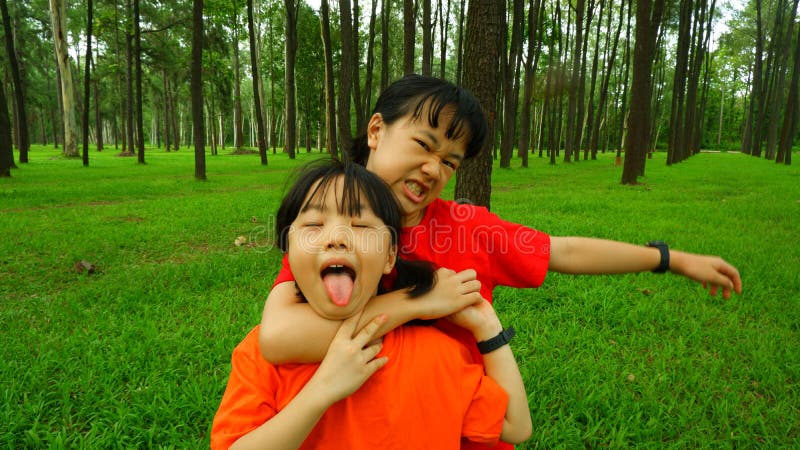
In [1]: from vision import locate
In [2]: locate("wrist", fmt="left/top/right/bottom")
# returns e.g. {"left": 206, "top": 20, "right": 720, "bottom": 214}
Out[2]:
{"left": 472, "top": 319, "right": 504, "bottom": 342}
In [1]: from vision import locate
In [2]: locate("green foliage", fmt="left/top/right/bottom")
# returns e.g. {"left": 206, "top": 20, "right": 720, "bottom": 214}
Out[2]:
{"left": 1, "top": 146, "right": 798, "bottom": 447}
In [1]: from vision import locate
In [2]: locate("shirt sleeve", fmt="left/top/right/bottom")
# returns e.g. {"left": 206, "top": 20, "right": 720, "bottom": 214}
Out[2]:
{"left": 459, "top": 356, "right": 509, "bottom": 444}
{"left": 272, "top": 253, "right": 295, "bottom": 288}
{"left": 210, "top": 327, "right": 279, "bottom": 450}
{"left": 471, "top": 205, "right": 551, "bottom": 289}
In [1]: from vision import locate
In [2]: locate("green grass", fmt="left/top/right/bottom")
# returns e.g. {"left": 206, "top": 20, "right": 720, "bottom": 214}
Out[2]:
{"left": 2, "top": 146, "right": 798, "bottom": 448}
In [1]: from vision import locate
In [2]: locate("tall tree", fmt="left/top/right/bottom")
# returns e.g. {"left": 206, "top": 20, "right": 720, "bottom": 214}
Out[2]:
{"left": 49, "top": 0, "right": 79, "bottom": 157}
{"left": 364, "top": 0, "right": 378, "bottom": 116}
{"left": 320, "top": 0, "right": 338, "bottom": 157}
{"left": 403, "top": 0, "right": 415, "bottom": 74}
{"left": 742, "top": 0, "right": 763, "bottom": 156}
{"left": 232, "top": 1, "right": 244, "bottom": 150}
{"left": 352, "top": 0, "right": 364, "bottom": 130}
{"left": 338, "top": 0, "right": 355, "bottom": 153}
{"left": 82, "top": 0, "right": 93, "bottom": 167}
{"left": 0, "top": 0, "right": 29, "bottom": 163}
{"left": 422, "top": 0, "right": 433, "bottom": 75}
{"left": 499, "top": 0, "right": 523, "bottom": 168}
{"left": 621, "top": 0, "right": 665, "bottom": 184}
{"left": 134, "top": 0, "right": 144, "bottom": 163}
{"left": 285, "top": 0, "right": 298, "bottom": 159}
{"left": 517, "top": 0, "right": 543, "bottom": 168}
{"left": 776, "top": 0, "right": 800, "bottom": 165}
{"left": 380, "top": 0, "right": 390, "bottom": 90}
{"left": 564, "top": 0, "right": 586, "bottom": 163}
{"left": 191, "top": 0, "right": 206, "bottom": 179}
{"left": 247, "top": 0, "right": 268, "bottom": 164}
{"left": 455, "top": 0, "right": 503, "bottom": 209}
{"left": 0, "top": 78, "right": 11, "bottom": 176}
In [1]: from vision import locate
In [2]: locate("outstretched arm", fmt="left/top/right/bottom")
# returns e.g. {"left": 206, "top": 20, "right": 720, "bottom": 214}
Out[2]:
{"left": 448, "top": 301, "right": 532, "bottom": 444}
{"left": 260, "top": 268, "right": 483, "bottom": 364}
{"left": 230, "top": 314, "right": 388, "bottom": 450}
{"left": 549, "top": 237, "right": 742, "bottom": 299}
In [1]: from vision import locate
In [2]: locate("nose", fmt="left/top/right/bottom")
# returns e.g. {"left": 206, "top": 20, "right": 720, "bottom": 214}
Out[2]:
{"left": 325, "top": 223, "right": 351, "bottom": 251}
{"left": 420, "top": 155, "right": 441, "bottom": 182}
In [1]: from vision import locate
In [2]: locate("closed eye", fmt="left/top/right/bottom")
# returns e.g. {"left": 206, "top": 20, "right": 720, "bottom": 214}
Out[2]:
{"left": 442, "top": 159, "right": 458, "bottom": 170}
{"left": 415, "top": 139, "right": 430, "bottom": 151}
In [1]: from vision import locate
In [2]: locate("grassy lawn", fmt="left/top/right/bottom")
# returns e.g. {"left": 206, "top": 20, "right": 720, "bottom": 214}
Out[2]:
{"left": 1, "top": 146, "right": 798, "bottom": 448}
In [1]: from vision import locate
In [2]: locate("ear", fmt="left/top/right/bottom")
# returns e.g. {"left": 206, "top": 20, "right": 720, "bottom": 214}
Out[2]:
{"left": 383, "top": 244, "right": 397, "bottom": 275}
{"left": 366, "top": 113, "right": 384, "bottom": 151}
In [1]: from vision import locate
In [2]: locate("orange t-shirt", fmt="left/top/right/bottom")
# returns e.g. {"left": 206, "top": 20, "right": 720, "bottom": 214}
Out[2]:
{"left": 211, "top": 325, "right": 509, "bottom": 450}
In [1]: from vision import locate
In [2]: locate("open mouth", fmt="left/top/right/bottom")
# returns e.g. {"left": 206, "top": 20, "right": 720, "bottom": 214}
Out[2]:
{"left": 320, "top": 264, "right": 356, "bottom": 307}
{"left": 404, "top": 180, "right": 428, "bottom": 201}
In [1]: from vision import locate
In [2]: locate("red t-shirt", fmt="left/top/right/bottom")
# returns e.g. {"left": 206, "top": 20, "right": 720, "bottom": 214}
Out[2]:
{"left": 271, "top": 198, "right": 550, "bottom": 450}
{"left": 211, "top": 325, "right": 508, "bottom": 449}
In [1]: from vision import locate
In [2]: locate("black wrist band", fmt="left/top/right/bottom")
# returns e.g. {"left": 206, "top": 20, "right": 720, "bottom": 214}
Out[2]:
{"left": 476, "top": 327, "right": 515, "bottom": 354}
{"left": 646, "top": 241, "right": 670, "bottom": 274}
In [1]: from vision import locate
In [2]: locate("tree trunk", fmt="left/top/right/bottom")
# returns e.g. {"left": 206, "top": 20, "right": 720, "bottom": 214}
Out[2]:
{"left": 134, "top": 0, "right": 144, "bottom": 163}
{"left": 49, "top": 0, "right": 79, "bottom": 157}
{"left": 0, "top": 0, "right": 29, "bottom": 163}
{"left": 777, "top": 0, "right": 800, "bottom": 165}
{"left": 583, "top": 0, "right": 604, "bottom": 160}
{"left": 439, "top": 0, "right": 451, "bottom": 78}
{"left": 163, "top": 71, "right": 171, "bottom": 151}
{"left": 380, "top": 0, "right": 390, "bottom": 90}
{"left": 456, "top": 0, "right": 466, "bottom": 85}
{"left": 743, "top": 0, "right": 763, "bottom": 156}
{"left": 82, "top": 0, "right": 93, "bottom": 167}
{"left": 499, "top": 0, "right": 524, "bottom": 168}
{"left": 248, "top": 0, "right": 268, "bottom": 164}
{"left": 320, "top": 0, "right": 339, "bottom": 157}
{"left": 765, "top": 0, "right": 796, "bottom": 159}
{"left": 191, "top": 0, "right": 206, "bottom": 179}
{"left": 0, "top": 79, "right": 11, "bottom": 176}
{"left": 591, "top": 0, "right": 622, "bottom": 158}
{"left": 233, "top": 4, "right": 244, "bottom": 150}
{"left": 403, "top": 0, "right": 415, "bottom": 74}
{"left": 285, "top": 0, "right": 298, "bottom": 159}
{"left": 94, "top": 66, "right": 103, "bottom": 151}
{"left": 622, "top": 0, "right": 665, "bottom": 184}
{"left": 517, "top": 0, "right": 543, "bottom": 168}
{"left": 422, "top": 0, "right": 433, "bottom": 75}
{"left": 564, "top": 0, "right": 585, "bottom": 163}
{"left": 352, "top": 0, "right": 364, "bottom": 130}
{"left": 364, "top": 0, "right": 378, "bottom": 116}
{"left": 455, "top": 0, "right": 503, "bottom": 209}
{"left": 338, "top": 0, "right": 355, "bottom": 154}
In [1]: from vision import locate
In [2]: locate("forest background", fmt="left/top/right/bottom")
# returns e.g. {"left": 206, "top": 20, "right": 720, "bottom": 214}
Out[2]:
{"left": 1, "top": 0, "right": 800, "bottom": 447}
{"left": 1, "top": 0, "right": 799, "bottom": 191}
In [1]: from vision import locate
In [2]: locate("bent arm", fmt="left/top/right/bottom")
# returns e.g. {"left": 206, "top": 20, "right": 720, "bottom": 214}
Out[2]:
{"left": 549, "top": 237, "right": 742, "bottom": 298}
{"left": 259, "top": 282, "right": 414, "bottom": 364}
{"left": 474, "top": 321, "right": 532, "bottom": 444}
{"left": 261, "top": 268, "right": 484, "bottom": 364}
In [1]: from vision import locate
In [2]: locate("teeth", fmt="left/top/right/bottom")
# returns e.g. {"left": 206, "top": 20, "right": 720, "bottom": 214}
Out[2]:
{"left": 406, "top": 181, "right": 423, "bottom": 197}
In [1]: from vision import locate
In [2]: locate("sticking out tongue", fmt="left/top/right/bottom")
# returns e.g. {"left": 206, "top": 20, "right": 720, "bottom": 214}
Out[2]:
{"left": 322, "top": 272, "right": 354, "bottom": 306}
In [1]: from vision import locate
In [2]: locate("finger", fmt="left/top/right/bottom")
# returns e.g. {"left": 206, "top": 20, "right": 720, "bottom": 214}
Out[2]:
{"left": 710, "top": 285, "right": 718, "bottom": 296}
{"left": 337, "top": 311, "right": 363, "bottom": 339}
{"left": 458, "top": 279, "right": 482, "bottom": 294}
{"left": 364, "top": 356, "right": 389, "bottom": 375}
{"left": 718, "top": 263, "right": 743, "bottom": 294}
{"left": 362, "top": 341, "right": 384, "bottom": 361}
{"left": 353, "top": 314, "right": 387, "bottom": 347}
{"left": 456, "top": 268, "right": 477, "bottom": 281}
{"left": 722, "top": 286, "right": 732, "bottom": 300}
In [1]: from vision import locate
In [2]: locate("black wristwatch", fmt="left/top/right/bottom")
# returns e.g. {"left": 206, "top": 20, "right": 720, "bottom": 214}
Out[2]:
{"left": 646, "top": 241, "right": 670, "bottom": 274}
{"left": 477, "top": 327, "right": 516, "bottom": 354}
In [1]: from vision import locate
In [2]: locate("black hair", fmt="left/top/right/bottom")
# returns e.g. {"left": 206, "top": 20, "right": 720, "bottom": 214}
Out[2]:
{"left": 349, "top": 74, "right": 488, "bottom": 165}
{"left": 276, "top": 159, "right": 435, "bottom": 297}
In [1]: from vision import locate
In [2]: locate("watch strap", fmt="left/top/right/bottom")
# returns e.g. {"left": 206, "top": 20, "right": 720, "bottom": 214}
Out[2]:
{"left": 476, "top": 327, "right": 516, "bottom": 354}
{"left": 646, "top": 241, "right": 670, "bottom": 273}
